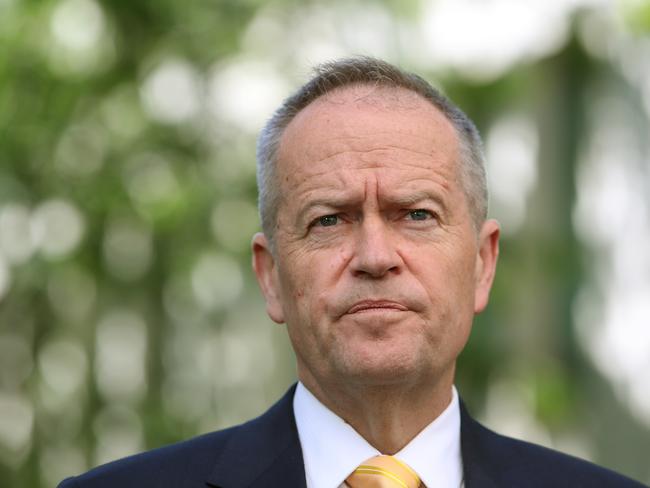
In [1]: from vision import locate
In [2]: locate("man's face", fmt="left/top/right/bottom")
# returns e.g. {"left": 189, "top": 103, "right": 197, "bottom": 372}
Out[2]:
{"left": 253, "top": 86, "right": 499, "bottom": 392}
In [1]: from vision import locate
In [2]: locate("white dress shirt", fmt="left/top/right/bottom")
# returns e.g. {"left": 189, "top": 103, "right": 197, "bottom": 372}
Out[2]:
{"left": 293, "top": 382, "right": 464, "bottom": 488}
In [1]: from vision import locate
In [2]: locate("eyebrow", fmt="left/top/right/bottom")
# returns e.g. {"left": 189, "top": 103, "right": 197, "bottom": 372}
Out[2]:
{"left": 296, "top": 196, "right": 358, "bottom": 224}
{"left": 383, "top": 190, "right": 447, "bottom": 208}
{"left": 295, "top": 190, "right": 447, "bottom": 225}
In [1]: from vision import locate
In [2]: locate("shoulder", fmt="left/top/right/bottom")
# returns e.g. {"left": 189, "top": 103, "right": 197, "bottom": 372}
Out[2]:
{"left": 461, "top": 404, "right": 647, "bottom": 487}
{"left": 57, "top": 425, "right": 239, "bottom": 488}
{"left": 57, "top": 386, "right": 300, "bottom": 488}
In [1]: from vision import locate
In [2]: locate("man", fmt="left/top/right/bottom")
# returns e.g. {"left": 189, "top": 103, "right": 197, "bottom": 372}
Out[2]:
{"left": 59, "top": 57, "right": 646, "bottom": 487}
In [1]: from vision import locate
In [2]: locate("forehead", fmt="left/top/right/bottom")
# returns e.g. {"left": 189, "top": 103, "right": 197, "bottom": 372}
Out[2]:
{"left": 277, "top": 85, "right": 460, "bottom": 180}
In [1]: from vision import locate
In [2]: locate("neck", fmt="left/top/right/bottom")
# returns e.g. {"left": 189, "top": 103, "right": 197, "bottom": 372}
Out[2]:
{"left": 299, "top": 369, "right": 455, "bottom": 454}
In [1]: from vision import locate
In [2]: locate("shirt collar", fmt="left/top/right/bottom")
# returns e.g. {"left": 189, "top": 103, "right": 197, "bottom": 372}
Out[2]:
{"left": 293, "top": 382, "right": 463, "bottom": 488}
{"left": 396, "top": 387, "right": 463, "bottom": 488}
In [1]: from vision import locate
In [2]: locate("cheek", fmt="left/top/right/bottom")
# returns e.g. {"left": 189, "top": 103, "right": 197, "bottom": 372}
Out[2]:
{"left": 416, "top": 252, "right": 477, "bottom": 306}
{"left": 288, "top": 251, "right": 350, "bottom": 321}
{"left": 288, "top": 246, "right": 350, "bottom": 286}
{"left": 276, "top": 261, "right": 322, "bottom": 318}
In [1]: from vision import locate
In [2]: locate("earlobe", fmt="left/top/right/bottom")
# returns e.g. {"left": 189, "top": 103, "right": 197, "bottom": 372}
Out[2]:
{"left": 251, "top": 233, "right": 286, "bottom": 324}
{"left": 474, "top": 219, "right": 500, "bottom": 313}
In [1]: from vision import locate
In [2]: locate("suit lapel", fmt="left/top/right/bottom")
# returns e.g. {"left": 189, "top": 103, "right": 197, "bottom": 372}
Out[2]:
{"left": 459, "top": 401, "right": 500, "bottom": 488}
{"left": 206, "top": 385, "right": 307, "bottom": 488}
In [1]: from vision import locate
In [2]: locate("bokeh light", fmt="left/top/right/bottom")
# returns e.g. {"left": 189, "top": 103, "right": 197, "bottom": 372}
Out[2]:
{"left": 48, "top": 0, "right": 115, "bottom": 76}
{"left": 191, "top": 252, "right": 243, "bottom": 311}
{"left": 208, "top": 59, "right": 289, "bottom": 133}
{"left": 31, "top": 200, "right": 85, "bottom": 259}
{"left": 95, "top": 310, "right": 148, "bottom": 403}
{"left": 0, "top": 204, "right": 35, "bottom": 265}
{"left": 0, "top": 392, "right": 34, "bottom": 467}
{"left": 140, "top": 59, "right": 202, "bottom": 125}
{"left": 486, "top": 114, "right": 539, "bottom": 234}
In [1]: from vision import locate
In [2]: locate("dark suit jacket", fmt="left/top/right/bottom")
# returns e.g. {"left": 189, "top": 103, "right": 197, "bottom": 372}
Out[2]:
{"left": 58, "top": 385, "right": 646, "bottom": 487}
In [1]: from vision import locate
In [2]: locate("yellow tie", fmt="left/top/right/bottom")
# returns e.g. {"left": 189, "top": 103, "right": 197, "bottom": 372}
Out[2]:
{"left": 346, "top": 455, "right": 422, "bottom": 488}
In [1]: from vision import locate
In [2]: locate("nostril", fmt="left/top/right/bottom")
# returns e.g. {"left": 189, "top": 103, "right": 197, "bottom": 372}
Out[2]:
{"left": 351, "top": 257, "right": 401, "bottom": 279}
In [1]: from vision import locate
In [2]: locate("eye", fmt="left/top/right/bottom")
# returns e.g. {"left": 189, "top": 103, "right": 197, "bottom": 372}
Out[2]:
{"left": 316, "top": 214, "right": 339, "bottom": 227}
{"left": 407, "top": 209, "right": 435, "bottom": 221}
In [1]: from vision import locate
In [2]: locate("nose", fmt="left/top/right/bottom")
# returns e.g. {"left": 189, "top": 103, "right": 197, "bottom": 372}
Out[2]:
{"left": 350, "top": 217, "right": 401, "bottom": 279}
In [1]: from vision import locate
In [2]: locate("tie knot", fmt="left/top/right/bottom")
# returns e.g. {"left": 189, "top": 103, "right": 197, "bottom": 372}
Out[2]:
{"left": 346, "top": 455, "right": 421, "bottom": 488}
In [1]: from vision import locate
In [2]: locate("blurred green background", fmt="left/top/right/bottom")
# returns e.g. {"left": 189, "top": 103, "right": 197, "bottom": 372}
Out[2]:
{"left": 1, "top": 0, "right": 650, "bottom": 486}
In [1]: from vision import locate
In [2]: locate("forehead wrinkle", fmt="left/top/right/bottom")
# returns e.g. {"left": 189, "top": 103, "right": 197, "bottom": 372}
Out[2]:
{"left": 379, "top": 169, "right": 453, "bottom": 196}
{"left": 283, "top": 157, "right": 457, "bottom": 202}
{"left": 290, "top": 145, "right": 454, "bottom": 178}
{"left": 287, "top": 168, "right": 352, "bottom": 212}
{"left": 301, "top": 132, "right": 450, "bottom": 162}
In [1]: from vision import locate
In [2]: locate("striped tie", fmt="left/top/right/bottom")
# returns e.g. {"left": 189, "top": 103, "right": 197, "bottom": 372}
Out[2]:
{"left": 346, "top": 455, "right": 422, "bottom": 488}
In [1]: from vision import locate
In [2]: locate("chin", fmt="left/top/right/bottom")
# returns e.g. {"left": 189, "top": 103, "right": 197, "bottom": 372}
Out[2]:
{"left": 336, "top": 348, "right": 428, "bottom": 386}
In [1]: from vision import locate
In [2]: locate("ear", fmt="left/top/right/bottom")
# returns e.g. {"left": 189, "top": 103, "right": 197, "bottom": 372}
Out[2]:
{"left": 251, "top": 232, "right": 285, "bottom": 324}
{"left": 473, "top": 219, "right": 500, "bottom": 314}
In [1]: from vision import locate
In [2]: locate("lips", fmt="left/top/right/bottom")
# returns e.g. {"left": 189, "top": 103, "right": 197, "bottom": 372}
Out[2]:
{"left": 347, "top": 300, "right": 409, "bottom": 314}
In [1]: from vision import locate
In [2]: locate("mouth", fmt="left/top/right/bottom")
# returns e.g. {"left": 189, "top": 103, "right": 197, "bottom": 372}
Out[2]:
{"left": 346, "top": 300, "right": 409, "bottom": 314}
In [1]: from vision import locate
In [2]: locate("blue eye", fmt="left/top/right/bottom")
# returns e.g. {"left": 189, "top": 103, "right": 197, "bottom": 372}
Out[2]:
{"left": 318, "top": 215, "right": 339, "bottom": 226}
{"left": 408, "top": 209, "right": 433, "bottom": 221}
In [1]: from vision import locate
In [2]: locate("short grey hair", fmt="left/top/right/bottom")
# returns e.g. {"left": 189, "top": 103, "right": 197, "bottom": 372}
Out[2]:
{"left": 256, "top": 56, "right": 488, "bottom": 242}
